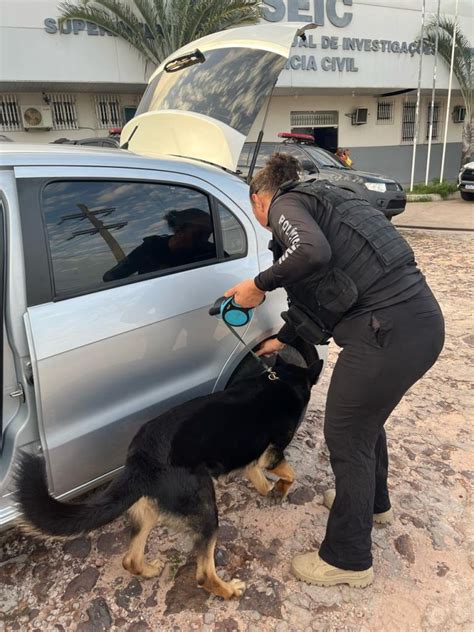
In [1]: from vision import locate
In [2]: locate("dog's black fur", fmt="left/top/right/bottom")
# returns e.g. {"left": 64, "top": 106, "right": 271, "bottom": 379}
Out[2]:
{"left": 16, "top": 355, "right": 322, "bottom": 599}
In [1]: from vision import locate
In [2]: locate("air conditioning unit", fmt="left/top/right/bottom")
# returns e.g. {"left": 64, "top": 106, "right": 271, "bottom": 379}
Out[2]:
{"left": 452, "top": 105, "right": 466, "bottom": 124}
{"left": 352, "top": 107, "right": 368, "bottom": 125}
{"left": 21, "top": 105, "right": 53, "bottom": 130}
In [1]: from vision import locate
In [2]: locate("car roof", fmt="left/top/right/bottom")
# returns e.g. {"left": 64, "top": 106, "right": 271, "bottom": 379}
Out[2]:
{"left": 0, "top": 143, "right": 243, "bottom": 182}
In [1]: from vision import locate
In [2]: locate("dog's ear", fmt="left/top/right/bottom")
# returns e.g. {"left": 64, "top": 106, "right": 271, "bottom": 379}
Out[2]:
{"left": 308, "top": 359, "right": 324, "bottom": 385}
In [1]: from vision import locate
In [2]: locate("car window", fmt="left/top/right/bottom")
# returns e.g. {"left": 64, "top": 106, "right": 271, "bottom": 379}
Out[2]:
{"left": 137, "top": 48, "right": 286, "bottom": 136}
{"left": 255, "top": 143, "right": 278, "bottom": 168}
{"left": 238, "top": 144, "right": 252, "bottom": 168}
{"left": 277, "top": 145, "right": 309, "bottom": 165}
{"left": 217, "top": 203, "right": 247, "bottom": 257}
{"left": 42, "top": 180, "right": 217, "bottom": 296}
{"left": 303, "top": 146, "right": 348, "bottom": 169}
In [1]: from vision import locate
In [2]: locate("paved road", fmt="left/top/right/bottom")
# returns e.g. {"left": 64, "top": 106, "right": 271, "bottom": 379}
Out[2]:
{"left": 1, "top": 227, "right": 473, "bottom": 631}
{"left": 394, "top": 198, "right": 473, "bottom": 230}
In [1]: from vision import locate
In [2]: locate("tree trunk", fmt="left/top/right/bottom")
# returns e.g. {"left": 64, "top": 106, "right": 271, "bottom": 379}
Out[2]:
{"left": 460, "top": 113, "right": 473, "bottom": 169}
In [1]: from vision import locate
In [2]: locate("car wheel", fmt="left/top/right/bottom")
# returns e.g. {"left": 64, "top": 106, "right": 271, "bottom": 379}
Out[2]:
{"left": 460, "top": 190, "right": 474, "bottom": 201}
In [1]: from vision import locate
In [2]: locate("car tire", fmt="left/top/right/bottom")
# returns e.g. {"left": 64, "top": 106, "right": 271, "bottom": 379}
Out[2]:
{"left": 460, "top": 190, "right": 474, "bottom": 201}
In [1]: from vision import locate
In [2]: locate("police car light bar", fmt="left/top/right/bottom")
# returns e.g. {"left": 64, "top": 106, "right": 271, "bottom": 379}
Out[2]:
{"left": 278, "top": 132, "right": 315, "bottom": 143}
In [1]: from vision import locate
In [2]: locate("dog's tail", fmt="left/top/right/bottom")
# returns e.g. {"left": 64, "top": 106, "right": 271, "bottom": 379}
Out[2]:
{"left": 15, "top": 453, "right": 143, "bottom": 537}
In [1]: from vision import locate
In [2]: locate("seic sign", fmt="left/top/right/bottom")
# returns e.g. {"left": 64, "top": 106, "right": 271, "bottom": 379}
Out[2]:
{"left": 263, "top": 0, "right": 353, "bottom": 28}
{"left": 263, "top": 1, "right": 434, "bottom": 73}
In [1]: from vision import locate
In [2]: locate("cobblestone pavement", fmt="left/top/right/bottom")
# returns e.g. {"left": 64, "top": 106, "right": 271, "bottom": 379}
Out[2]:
{"left": 1, "top": 227, "right": 473, "bottom": 632}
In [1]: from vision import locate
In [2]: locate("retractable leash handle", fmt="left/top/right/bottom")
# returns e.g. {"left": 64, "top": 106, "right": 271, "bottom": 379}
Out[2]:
{"left": 208, "top": 296, "right": 278, "bottom": 381}
{"left": 208, "top": 296, "right": 254, "bottom": 326}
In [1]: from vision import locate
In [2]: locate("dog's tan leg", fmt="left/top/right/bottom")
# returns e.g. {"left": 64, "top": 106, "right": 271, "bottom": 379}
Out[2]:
{"left": 122, "top": 497, "right": 163, "bottom": 578}
{"left": 267, "top": 459, "right": 295, "bottom": 498}
{"left": 196, "top": 535, "right": 246, "bottom": 599}
{"left": 245, "top": 463, "right": 274, "bottom": 496}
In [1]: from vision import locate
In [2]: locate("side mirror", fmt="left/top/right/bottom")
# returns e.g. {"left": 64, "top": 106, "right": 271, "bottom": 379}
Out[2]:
{"left": 300, "top": 159, "right": 317, "bottom": 174}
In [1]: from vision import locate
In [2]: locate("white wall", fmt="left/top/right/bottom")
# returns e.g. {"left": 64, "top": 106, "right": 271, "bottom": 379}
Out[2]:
{"left": 5, "top": 92, "right": 142, "bottom": 143}
{"left": 248, "top": 94, "right": 466, "bottom": 147}
{"left": 0, "top": 0, "right": 148, "bottom": 86}
{"left": 271, "top": 0, "right": 471, "bottom": 92}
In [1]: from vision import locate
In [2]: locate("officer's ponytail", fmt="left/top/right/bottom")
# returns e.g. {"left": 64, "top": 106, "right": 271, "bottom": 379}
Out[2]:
{"left": 249, "top": 152, "right": 301, "bottom": 197}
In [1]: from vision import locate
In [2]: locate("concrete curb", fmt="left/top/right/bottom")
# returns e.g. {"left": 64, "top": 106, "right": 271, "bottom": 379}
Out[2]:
{"left": 406, "top": 192, "right": 461, "bottom": 202}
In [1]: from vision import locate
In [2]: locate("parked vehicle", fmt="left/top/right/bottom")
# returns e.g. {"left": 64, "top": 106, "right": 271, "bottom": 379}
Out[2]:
{"left": 1, "top": 23, "right": 326, "bottom": 530}
{"left": 458, "top": 160, "right": 474, "bottom": 201}
{"left": 51, "top": 136, "right": 120, "bottom": 148}
{"left": 238, "top": 134, "right": 406, "bottom": 219}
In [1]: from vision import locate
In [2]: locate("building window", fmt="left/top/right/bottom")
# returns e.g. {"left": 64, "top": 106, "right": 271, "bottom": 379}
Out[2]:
{"left": 376, "top": 100, "right": 394, "bottom": 125}
{"left": 95, "top": 95, "right": 122, "bottom": 129}
{"left": 0, "top": 94, "right": 22, "bottom": 131}
{"left": 41, "top": 180, "right": 217, "bottom": 296}
{"left": 291, "top": 111, "right": 338, "bottom": 126}
{"left": 401, "top": 101, "right": 417, "bottom": 142}
{"left": 452, "top": 105, "right": 466, "bottom": 123}
{"left": 426, "top": 102, "right": 442, "bottom": 141}
{"left": 48, "top": 94, "right": 78, "bottom": 130}
{"left": 123, "top": 106, "right": 137, "bottom": 123}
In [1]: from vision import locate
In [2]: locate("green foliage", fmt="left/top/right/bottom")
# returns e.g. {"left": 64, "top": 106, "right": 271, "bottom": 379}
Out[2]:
{"left": 410, "top": 180, "right": 458, "bottom": 198}
{"left": 420, "top": 16, "right": 473, "bottom": 167}
{"left": 59, "top": 0, "right": 264, "bottom": 66}
{"left": 422, "top": 16, "right": 472, "bottom": 109}
{"left": 410, "top": 195, "right": 433, "bottom": 203}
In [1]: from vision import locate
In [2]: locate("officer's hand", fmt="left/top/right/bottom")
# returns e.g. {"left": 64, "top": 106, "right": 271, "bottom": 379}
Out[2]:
{"left": 256, "top": 338, "right": 285, "bottom": 357}
{"left": 224, "top": 279, "right": 265, "bottom": 308}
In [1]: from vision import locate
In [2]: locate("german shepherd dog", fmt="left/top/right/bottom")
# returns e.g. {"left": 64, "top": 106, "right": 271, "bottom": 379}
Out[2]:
{"left": 16, "top": 354, "right": 322, "bottom": 600}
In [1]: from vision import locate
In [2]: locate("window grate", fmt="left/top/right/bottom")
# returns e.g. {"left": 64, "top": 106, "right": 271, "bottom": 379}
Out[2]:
{"left": 426, "top": 101, "right": 443, "bottom": 141}
{"left": 376, "top": 100, "right": 394, "bottom": 125}
{"left": 48, "top": 93, "right": 78, "bottom": 130}
{"left": 291, "top": 111, "right": 338, "bottom": 127}
{"left": 0, "top": 94, "right": 22, "bottom": 131}
{"left": 95, "top": 95, "right": 122, "bottom": 129}
{"left": 401, "top": 101, "right": 417, "bottom": 142}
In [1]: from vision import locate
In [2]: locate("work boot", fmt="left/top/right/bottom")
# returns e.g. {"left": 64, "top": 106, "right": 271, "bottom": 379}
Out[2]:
{"left": 291, "top": 552, "right": 374, "bottom": 588}
{"left": 323, "top": 489, "right": 394, "bottom": 525}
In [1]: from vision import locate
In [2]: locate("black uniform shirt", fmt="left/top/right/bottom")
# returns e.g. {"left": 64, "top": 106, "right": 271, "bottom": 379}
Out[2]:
{"left": 254, "top": 192, "right": 424, "bottom": 342}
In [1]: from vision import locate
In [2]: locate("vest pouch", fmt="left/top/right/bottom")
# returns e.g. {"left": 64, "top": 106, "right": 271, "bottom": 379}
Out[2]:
{"left": 316, "top": 268, "right": 359, "bottom": 314}
{"left": 282, "top": 306, "right": 331, "bottom": 345}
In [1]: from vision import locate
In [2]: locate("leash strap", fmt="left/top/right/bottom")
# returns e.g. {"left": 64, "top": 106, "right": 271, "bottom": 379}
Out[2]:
{"left": 223, "top": 320, "right": 279, "bottom": 381}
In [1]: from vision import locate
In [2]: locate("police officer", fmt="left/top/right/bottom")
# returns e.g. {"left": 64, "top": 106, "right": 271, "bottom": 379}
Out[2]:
{"left": 225, "top": 153, "right": 444, "bottom": 587}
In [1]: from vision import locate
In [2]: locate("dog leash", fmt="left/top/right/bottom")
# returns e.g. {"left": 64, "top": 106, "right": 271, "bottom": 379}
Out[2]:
{"left": 209, "top": 297, "right": 279, "bottom": 381}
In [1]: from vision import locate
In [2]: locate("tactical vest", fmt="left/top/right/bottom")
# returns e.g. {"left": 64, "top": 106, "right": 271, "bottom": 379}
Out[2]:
{"left": 270, "top": 179, "right": 415, "bottom": 337}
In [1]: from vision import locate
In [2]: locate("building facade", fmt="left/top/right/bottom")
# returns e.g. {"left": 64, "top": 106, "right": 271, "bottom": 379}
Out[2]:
{"left": 0, "top": 0, "right": 147, "bottom": 143}
{"left": 0, "top": 0, "right": 472, "bottom": 183}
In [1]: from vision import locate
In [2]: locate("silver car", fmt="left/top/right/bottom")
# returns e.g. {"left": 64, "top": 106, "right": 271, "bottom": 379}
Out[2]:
{"left": 0, "top": 23, "right": 326, "bottom": 529}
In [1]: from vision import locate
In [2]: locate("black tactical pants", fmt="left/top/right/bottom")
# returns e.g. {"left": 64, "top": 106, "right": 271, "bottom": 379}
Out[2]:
{"left": 318, "top": 283, "right": 445, "bottom": 571}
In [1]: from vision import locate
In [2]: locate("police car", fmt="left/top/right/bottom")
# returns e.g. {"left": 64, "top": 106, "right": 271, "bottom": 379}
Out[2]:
{"left": 238, "top": 133, "right": 406, "bottom": 219}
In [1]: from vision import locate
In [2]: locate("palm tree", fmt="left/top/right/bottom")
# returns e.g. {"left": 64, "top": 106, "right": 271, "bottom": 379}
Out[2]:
{"left": 59, "top": 0, "right": 264, "bottom": 70}
{"left": 422, "top": 16, "right": 473, "bottom": 167}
